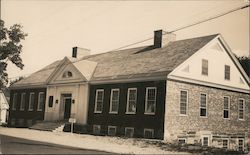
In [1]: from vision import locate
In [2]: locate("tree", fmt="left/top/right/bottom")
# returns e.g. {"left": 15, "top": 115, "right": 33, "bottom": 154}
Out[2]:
{"left": 0, "top": 19, "right": 27, "bottom": 88}
{"left": 238, "top": 56, "right": 250, "bottom": 78}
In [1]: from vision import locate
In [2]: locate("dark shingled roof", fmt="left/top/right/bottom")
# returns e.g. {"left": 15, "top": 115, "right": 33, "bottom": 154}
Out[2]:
{"left": 83, "top": 34, "right": 218, "bottom": 81}
{"left": 11, "top": 34, "right": 218, "bottom": 87}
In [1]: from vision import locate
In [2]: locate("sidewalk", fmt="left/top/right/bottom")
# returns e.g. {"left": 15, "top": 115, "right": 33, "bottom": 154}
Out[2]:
{"left": 0, "top": 127, "right": 189, "bottom": 154}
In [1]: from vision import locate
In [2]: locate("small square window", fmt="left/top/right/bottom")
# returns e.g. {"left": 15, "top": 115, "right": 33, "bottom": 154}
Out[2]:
{"left": 125, "top": 127, "right": 134, "bottom": 138}
{"left": 178, "top": 138, "right": 186, "bottom": 145}
{"left": 93, "top": 125, "right": 101, "bottom": 135}
{"left": 144, "top": 129, "right": 154, "bottom": 139}
{"left": 108, "top": 126, "right": 117, "bottom": 136}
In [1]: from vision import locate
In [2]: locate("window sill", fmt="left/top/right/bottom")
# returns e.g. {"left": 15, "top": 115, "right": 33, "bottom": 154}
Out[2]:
{"left": 238, "top": 119, "right": 245, "bottom": 121}
{"left": 28, "top": 109, "right": 34, "bottom": 111}
{"left": 37, "top": 109, "right": 43, "bottom": 112}
{"left": 125, "top": 112, "right": 136, "bottom": 115}
{"left": 200, "top": 116, "right": 208, "bottom": 118}
{"left": 20, "top": 109, "right": 25, "bottom": 111}
{"left": 179, "top": 114, "right": 188, "bottom": 116}
{"left": 144, "top": 112, "right": 155, "bottom": 115}
{"left": 94, "top": 111, "right": 102, "bottom": 114}
{"left": 109, "top": 112, "right": 118, "bottom": 114}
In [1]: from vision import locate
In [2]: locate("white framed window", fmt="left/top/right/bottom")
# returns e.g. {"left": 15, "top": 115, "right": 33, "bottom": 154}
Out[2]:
{"left": 144, "top": 129, "right": 154, "bottom": 139}
{"left": 238, "top": 139, "right": 244, "bottom": 152}
{"left": 202, "top": 59, "right": 208, "bottom": 76}
{"left": 200, "top": 93, "right": 207, "bottom": 117}
{"left": 222, "top": 139, "right": 229, "bottom": 149}
{"left": 145, "top": 87, "right": 157, "bottom": 115}
{"left": 180, "top": 90, "right": 188, "bottom": 115}
{"left": 109, "top": 89, "right": 119, "bottom": 114}
{"left": 93, "top": 125, "right": 101, "bottom": 135}
{"left": 202, "top": 136, "right": 209, "bottom": 146}
{"left": 223, "top": 96, "right": 230, "bottom": 119}
{"left": 11, "top": 118, "right": 16, "bottom": 126}
{"left": 178, "top": 138, "right": 186, "bottom": 145}
{"left": 126, "top": 88, "right": 137, "bottom": 114}
{"left": 224, "top": 65, "right": 230, "bottom": 80}
{"left": 28, "top": 92, "right": 35, "bottom": 111}
{"left": 238, "top": 99, "right": 245, "bottom": 120}
{"left": 125, "top": 127, "right": 134, "bottom": 138}
{"left": 108, "top": 126, "right": 117, "bottom": 136}
{"left": 94, "top": 89, "right": 104, "bottom": 113}
{"left": 37, "top": 92, "right": 45, "bottom": 111}
{"left": 12, "top": 93, "right": 17, "bottom": 110}
{"left": 20, "top": 93, "right": 26, "bottom": 111}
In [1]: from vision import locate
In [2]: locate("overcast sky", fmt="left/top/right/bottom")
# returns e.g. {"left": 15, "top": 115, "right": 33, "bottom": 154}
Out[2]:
{"left": 2, "top": 0, "right": 249, "bottom": 81}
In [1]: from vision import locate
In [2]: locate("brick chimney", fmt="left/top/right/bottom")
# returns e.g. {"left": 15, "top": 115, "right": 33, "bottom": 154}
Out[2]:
{"left": 154, "top": 30, "right": 176, "bottom": 48}
{"left": 72, "top": 47, "right": 90, "bottom": 58}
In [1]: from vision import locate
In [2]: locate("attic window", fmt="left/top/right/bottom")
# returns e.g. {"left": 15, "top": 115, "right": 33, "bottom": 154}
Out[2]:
{"left": 62, "top": 71, "right": 73, "bottom": 78}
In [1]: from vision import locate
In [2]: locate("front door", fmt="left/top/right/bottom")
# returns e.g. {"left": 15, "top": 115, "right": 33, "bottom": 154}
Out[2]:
{"left": 64, "top": 98, "right": 72, "bottom": 119}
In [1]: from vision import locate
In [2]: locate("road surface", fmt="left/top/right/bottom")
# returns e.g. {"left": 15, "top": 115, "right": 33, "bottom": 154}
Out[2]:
{"left": 0, "top": 134, "right": 113, "bottom": 154}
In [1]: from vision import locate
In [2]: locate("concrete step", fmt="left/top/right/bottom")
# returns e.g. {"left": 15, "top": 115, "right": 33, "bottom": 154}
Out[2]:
{"left": 29, "top": 121, "right": 66, "bottom": 132}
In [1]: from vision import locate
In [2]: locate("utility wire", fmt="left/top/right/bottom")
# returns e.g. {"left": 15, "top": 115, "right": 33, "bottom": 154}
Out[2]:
{"left": 7, "top": 3, "right": 250, "bottom": 80}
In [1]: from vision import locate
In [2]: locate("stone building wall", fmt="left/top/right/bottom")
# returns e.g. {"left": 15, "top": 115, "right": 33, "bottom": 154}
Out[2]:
{"left": 164, "top": 80, "right": 250, "bottom": 152}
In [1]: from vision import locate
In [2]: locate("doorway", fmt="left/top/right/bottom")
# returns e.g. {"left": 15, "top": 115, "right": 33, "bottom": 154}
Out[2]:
{"left": 61, "top": 94, "right": 72, "bottom": 120}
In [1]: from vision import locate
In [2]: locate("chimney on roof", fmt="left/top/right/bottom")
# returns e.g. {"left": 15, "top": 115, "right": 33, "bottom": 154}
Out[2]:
{"left": 154, "top": 30, "right": 176, "bottom": 48}
{"left": 72, "top": 47, "right": 91, "bottom": 58}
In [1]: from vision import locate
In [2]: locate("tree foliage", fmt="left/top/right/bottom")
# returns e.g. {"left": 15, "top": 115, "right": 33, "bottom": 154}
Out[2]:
{"left": 0, "top": 19, "right": 27, "bottom": 88}
{"left": 237, "top": 56, "right": 250, "bottom": 78}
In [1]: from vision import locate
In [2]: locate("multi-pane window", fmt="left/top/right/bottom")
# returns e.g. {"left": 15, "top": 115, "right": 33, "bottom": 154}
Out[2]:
{"left": 200, "top": 93, "right": 207, "bottom": 117}
{"left": 108, "top": 126, "right": 117, "bottom": 136}
{"left": 28, "top": 93, "right": 35, "bottom": 111}
{"left": 178, "top": 139, "right": 186, "bottom": 145}
{"left": 202, "top": 59, "right": 208, "bottom": 75}
{"left": 145, "top": 87, "right": 157, "bottom": 115}
{"left": 144, "top": 129, "right": 154, "bottom": 139}
{"left": 126, "top": 88, "right": 137, "bottom": 114}
{"left": 12, "top": 93, "right": 17, "bottom": 110}
{"left": 20, "top": 93, "right": 26, "bottom": 111}
{"left": 109, "top": 89, "right": 119, "bottom": 114}
{"left": 202, "top": 136, "right": 209, "bottom": 146}
{"left": 222, "top": 139, "right": 229, "bottom": 149}
{"left": 125, "top": 127, "right": 134, "bottom": 138}
{"left": 93, "top": 125, "right": 101, "bottom": 135}
{"left": 180, "top": 91, "right": 188, "bottom": 115}
{"left": 238, "top": 139, "right": 244, "bottom": 151}
{"left": 94, "top": 89, "right": 104, "bottom": 113}
{"left": 238, "top": 99, "right": 245, "bottom": 120}
{"left": 48, "top": 96, "right": 53, "bottom": 108}
{"left": 225, "top": 65, "right": 230, "bottom": 80}
{"left": 223, "top": 96, "right": 230, "bottom": 119}
{"left": 37, "top": 92, "right": 45, "bottom": 111}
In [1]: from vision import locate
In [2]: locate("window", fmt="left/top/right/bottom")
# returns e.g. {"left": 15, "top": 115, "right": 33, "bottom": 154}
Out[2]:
{"left": 109, "top": 89, "right": 119, "bottom": 114}
{"left": 11, "top": 119, "right": 15, "bottom": 126}
{"left": 224, "top": 65, "right": 230, "bottom": 80}
{"left": 12, "top": 93, "right": 17, "bottom": 110}
{"left": 222, "top": 139, "right": 229, "bottom": 149}
{"left": 202, "top": 59, "right": 208, "bottom": 75}
{"left": 126, "top": 88, "right": 137, "bottom": 114}
{"left": 180, "top": 90, "right": 188, "bottom": 115}
{"left": 125, "top": 127, "right": 134, "bottom": 138}
{"left": 202, "top": 136, "right": 209, "bottom": 146}
{"left": 200, "top": 93, "right": 207, "bottom": 117}
{"left": 20, "top": 93, "right": 26, "bottom": 111}
{"left": 62, "top": 71, "right": 73, "bottom": 78}
{"left": 145, "top": 87, "right": 157, "bottom": 115}
{"left": 94, "top": 89, "right": 104, "bottom": 113}
{"left": 144, "top": 129, "right": 154, "bottom": 139}
{"left": 48, "top": 96, "right": 53, "bottom": 108}
{"left": 108, "top": 126, "right": 117, "bottom": 136}
{"left": 178, "top": 138, "right": 186, "bottom": 145}
{"left": 238, "top": 99, "right": 245, "bottom": 120}
{"left": 28, "top": 93, "right": 35, "bottom": 111}
{"left": 223, "top": 96, "right": 230, "bottom": 119}
{"left": 93, "top": 125, "right": 101, "bottom": 135}
{"left": 238, "top": 139, "right": 244, "bottom": 151}
{"left": 37, "top": 92, "right": 45, "bottom": 111}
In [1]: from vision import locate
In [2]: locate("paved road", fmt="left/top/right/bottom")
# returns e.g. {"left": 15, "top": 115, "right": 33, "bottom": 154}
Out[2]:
{"left": 0, "top": 134, "right": 112, "bottom": 154}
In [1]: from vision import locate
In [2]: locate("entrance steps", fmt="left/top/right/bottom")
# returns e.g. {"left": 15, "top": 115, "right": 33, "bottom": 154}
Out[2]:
{"left": 29, "top": 121, "right": 67, "bottom": 132}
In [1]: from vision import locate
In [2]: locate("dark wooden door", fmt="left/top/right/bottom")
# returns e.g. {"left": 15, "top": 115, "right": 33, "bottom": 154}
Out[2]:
{"left": 64, "top": 98, "right": 72, "bottom": 119}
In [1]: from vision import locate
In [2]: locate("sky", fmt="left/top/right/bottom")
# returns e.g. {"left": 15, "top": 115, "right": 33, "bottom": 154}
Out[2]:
{"left": 1, "top": 0, "right": 249, "bottom": 81}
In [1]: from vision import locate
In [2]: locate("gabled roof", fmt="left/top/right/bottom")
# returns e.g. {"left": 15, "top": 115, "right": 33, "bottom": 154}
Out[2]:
{"left": 83, "top": 34, "right": 219, "bottom": 82}
{"left": 10, "top": 33, "right": 220, "bottom": 88}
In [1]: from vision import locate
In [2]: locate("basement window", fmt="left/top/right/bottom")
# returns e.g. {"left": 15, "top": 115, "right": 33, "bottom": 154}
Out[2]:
{"left": 222, "top": 139, "right": 229, "bottom": 149}
{"left": 202, "top": 136, "right": 209, "bottom": 146}
{"left": 178, "top": 138, "right": 186, "bottom": 145}
{"left": 238, "top": 139, "right": 244, "bottom": 151}
{"left": 144, "top": 129, "right": 154, "bottom": 139}
{"left": 93, "top": 125, "right": 101, "bottom": 135}
{"left": 125, "top": 127, "right": 134, "bottom": 138}
{"left": 108, "top": 126, "right": 117, "bottom": 136}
